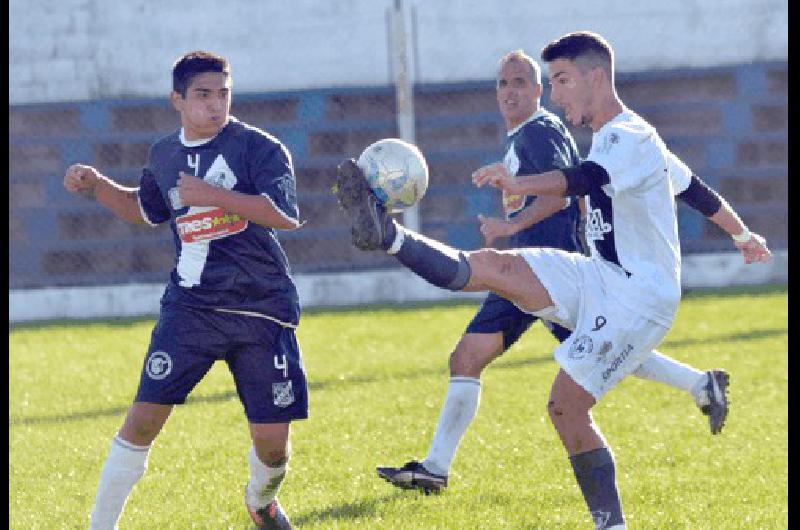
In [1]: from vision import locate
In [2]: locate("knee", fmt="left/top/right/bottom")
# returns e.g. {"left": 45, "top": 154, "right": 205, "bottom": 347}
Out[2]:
{"left": 449, "top": 347, "right": 482, "bottom": 377}
{"left": 547, "top": 398, "right": 564, "bottom": 425}
{"left": 546, "top": 397, "right": 589, "bottom": 427}
{"left": 449, "top": 340, "right": 500, "bottom": 378}
{"left": 252, "top": 430, "right": 290, "bottom": 466}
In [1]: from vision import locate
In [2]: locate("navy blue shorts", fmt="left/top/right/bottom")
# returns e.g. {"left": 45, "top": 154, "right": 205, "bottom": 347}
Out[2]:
{"left": 134, "top": 304, "right": 308, "bottom": 424}
{"left": 465, "top": 292, "right": 572, "bottom": 351}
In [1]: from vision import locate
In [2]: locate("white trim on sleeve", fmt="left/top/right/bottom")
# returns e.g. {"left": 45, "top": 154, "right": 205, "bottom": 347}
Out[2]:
{"left": 261, "top": 193, "right": 300, "bottom": 228}
{"left": 137, "top": 192, "right": 160, "bottom": 227}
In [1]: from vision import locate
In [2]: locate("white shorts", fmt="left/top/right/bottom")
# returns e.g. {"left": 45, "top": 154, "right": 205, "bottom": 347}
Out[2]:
{"left": 516, "top": 248, "right": 670, "bottom": 400}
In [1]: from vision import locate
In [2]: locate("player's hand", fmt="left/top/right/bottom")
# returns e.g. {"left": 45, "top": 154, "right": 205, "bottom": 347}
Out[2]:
{"left": 478, "top": 214, "right": 516, "bottom": 246}
{"left": 472, "top": 162, "right": 515, "bottom": 192}
{"left": 735, "top": 231, "right": 772, "bottom": 264}
{"left": 177, "top": 172, "right": 218, "bottom": 207}
{"left": 64, "top": 164, "right": 101, "bottom": 195}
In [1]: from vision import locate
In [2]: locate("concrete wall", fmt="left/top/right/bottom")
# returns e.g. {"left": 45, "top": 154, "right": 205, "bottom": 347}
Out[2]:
{"left": 9, "top": 0, "right": 788, "bottom": 104}
{"left": 8, "top": 251, "right": 790, "bottom": 323}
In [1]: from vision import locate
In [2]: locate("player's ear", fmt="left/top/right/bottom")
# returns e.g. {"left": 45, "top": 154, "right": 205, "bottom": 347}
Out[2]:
{"left": 170, "top": 91, "right": 183, "bottom": 112}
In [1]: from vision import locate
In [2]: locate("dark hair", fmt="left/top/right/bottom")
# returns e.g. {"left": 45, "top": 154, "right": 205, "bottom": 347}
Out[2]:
{"left": 540, "top": 31, "right": 614, "bottom": 73}
{"left": 172, "top": 51, "right": 230, "bottom": 97}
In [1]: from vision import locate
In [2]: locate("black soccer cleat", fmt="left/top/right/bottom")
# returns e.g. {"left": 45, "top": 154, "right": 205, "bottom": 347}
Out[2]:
{"left": 698, "top": 370, "right": 730, "bottom": 435}
{"left": 332, "top": 159, "right": 393, "bottom": 251}
{"left": 377, "top": 460, "right": 448, "bottom": 494}
{"left": 246, "top": 498, "right": 292, "bottom": 530}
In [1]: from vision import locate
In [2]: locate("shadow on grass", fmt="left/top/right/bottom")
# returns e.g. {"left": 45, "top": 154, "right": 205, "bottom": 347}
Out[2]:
{"left": 9, "top": 325, "right": 786, "bottom": 428}
{"left": 8, "top": 354, "right": 553, "bottom": 427}
{"left": 660, "top": 327, "right": 787, "bottom": 348}
{"left": 291, "top": 491, "right": 409, "bottom": 527}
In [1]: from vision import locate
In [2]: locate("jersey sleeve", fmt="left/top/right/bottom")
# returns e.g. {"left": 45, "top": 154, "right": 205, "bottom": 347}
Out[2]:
{"left": 250, "top": 138, "right": 300, "bottom": 225}
{"left": 519, "top": 125, "right": 575, "bottom": 207}
{"left": 587, "top": 125, "right": 664, "bottom": 197}
{"left": 137, "top": 167, "right": 171, "bottom": 226}
{"left": 666, "top": 150, "right": 692, "bottom": 195}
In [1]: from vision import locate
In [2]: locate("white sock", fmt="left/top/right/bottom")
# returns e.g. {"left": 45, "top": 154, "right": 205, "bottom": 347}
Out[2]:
{"left": 246, "top": 445, "right": 288, "bottom": 509}
{"left": 89, "top": 436, "right": 150, "bottom": 530}
{"left": 633, "top": 351, "right": 707, "bottom": 403}
{"left": 422, "top": 377, "right": 481, "bottom": 477}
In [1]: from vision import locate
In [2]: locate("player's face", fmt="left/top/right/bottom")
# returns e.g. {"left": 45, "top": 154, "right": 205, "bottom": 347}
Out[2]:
{"left": 547, "top": 59, "right": 594, "bottom": 128}
{"left": 172, "top": 72, "right": 231, "bottom": 140}
{"left": 496, "top": 60, "right": 540, "bottom": 130}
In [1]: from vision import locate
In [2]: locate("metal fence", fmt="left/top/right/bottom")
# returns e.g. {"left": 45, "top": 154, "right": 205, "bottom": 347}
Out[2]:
{"left": 8, "top": 62, "right": 788, "bottom": 290}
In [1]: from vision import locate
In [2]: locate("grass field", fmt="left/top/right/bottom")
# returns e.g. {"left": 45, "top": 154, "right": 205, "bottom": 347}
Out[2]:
{"left": 9, "top": 285, "right": 787, "bottom": 529}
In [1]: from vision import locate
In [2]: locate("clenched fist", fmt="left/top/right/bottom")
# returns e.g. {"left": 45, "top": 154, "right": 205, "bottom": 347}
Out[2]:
{"left": 64, "top": 164, "right": 102, "bottom": 197}
{"left": 177, "top": 171, "right": 219, "bottom": 207}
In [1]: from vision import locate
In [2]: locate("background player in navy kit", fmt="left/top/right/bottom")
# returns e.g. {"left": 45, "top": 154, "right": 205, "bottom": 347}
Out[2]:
{"left": 64, "top": 51, "right": 302, "bottom": 530}
{"left": 377, "top": 50, "right": 583, "bottom": 492}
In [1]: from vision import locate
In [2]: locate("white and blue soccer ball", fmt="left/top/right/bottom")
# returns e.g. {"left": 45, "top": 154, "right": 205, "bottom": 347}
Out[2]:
{"left": 357, "top": 138, "right": 429, "bottom": 213}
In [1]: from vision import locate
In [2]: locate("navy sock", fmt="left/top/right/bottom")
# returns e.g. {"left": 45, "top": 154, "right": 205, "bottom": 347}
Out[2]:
{"left": 391, "top": 225, "right": 471, "bottom": 291}
{"left": 569, "top": 447, "right": 625, "bottom": 529}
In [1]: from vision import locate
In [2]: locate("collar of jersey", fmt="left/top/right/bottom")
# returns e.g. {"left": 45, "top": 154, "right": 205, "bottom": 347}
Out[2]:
{"left": 179, "top": 118, "right": 231, "bottom": 147}
{"left": 506, "top": 107, "right": 549, "bottom": 137}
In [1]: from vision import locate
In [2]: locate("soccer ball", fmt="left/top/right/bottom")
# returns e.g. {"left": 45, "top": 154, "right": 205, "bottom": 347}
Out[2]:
{"left": 357, "top": 138, "right": 429, "bottom": 213}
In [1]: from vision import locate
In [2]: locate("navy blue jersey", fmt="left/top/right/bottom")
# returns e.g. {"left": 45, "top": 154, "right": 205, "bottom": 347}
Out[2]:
{"left": 501, "top": 109, "right": 582, "bottom": 250}
{"left": 137, "top": 117, "right": 300, "bottom": 326}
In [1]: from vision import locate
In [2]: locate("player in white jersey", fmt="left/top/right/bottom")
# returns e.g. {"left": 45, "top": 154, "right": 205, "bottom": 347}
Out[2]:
{"left": 333, "top": 31, "right": 770, "bottom": 529}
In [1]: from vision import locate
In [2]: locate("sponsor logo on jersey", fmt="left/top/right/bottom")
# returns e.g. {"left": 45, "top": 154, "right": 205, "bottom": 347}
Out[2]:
{"left": 502, "top": 143, "right": 528, "bottom": 216}
{"left": 272, "top": 381, "right": 295, "bottom": 408}
{"left": 502, "top": 190, "right": 526, "bottom": 214}
{"left": 145, "top": 351, "right": 172, "bottom": 380}
{"left": 176, "top": 207, "right": 248, "bottom": 243}
{"left": 568, "top": 335, "right": 593, "bottom": 359}
{"left": 602, "top": 343, "right": 634, "bottom": 381}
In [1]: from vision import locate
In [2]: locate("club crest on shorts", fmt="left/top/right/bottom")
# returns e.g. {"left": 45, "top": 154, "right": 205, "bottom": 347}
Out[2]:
{"left": 568, "top": 335, "right": 593, "bottom": 359}
{"left": 145, "top": 351, "right": 172, "bottom": 380}
{"left": 273, "top": 381, "right": 295, "bottom": 408}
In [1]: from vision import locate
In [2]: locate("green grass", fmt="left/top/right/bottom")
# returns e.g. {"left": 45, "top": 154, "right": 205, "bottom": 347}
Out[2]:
{"left": 9, "top": 285, "right": 788, "bottom": 529}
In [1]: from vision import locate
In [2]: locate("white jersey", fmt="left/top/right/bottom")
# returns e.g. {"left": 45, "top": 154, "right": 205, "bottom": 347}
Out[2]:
{"left": 584, "top": 108, "right": 682, "bottom": 326}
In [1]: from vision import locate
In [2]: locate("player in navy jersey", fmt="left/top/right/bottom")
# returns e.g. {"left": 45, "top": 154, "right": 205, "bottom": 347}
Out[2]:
{"left": 334, "top": 33, "right": 771, "bottom": 528}
{"left": 376, "top": 50, "right": 583, "bottom": 493}
{"left": 64, "top": 51, "right": 300, "bottom": 529}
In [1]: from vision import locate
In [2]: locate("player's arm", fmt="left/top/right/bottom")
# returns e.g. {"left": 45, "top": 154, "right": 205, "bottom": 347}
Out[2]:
{"left": 176, "top": 172, "right": 301, "bottom": 230}
{"left": 676, "top": 174, "right": 772, "bottom": 263}
{"left": 478, "top": 195, "right": 569, "bottom": 246}
{"left": 473, "top": 160, "right": 606, "bottom": 197}
{"left": 63, "top": 164, "right": 147, "bottom": 224}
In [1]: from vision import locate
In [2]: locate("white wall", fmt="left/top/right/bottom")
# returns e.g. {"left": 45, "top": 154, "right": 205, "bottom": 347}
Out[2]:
{"left": 7, "top": 251, "right": 789, "bottom": 323}
{"left": 9, "top": 0, "right": 788, "bottom": 104}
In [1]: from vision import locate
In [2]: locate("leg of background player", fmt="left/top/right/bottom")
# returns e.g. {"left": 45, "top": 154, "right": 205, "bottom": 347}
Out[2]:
{"left": 422, "top": 332, "right": 503, "bottom": 477}
{"left": 633, "top": 351, "right": 729, "bottom": 433}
